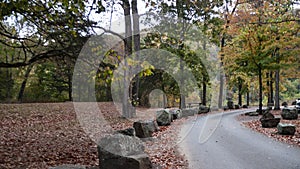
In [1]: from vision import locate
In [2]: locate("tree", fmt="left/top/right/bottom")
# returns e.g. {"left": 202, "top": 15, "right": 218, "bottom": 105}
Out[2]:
{"left": 223, "top": 0, "right": 300, "bottom": 113}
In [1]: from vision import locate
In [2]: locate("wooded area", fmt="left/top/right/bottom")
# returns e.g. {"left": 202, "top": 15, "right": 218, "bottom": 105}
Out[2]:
{"left": 0, "top": 0, "right": 299, "bottom": 115}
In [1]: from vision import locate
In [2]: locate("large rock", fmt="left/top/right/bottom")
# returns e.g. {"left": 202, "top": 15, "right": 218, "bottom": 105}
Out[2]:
{"left": 199, "top": 105, "right": 210, "bottom": 113}
{"left": 256, "top": 108, "right": 270, "bottom": 115}
{"left": 98, "top": 134, "right": 152, "bottom": 169}
{"left": 242, "top": 105, "right": 248, "bottom": 109}
{"left": 169, "top": 108, "right": 182, "bottom": 119}
{"left": 277, "top": 123, "right": 296, "bottom": 135}
{"left": 260, "top": 112, "right": 280, "bottom": 128}
{"left": 234, "top": 105, "right": 240, "bottom": 109}
{"left": 133, "top": 120, "right": 159, "bottom": 138}
{"left": 260, "top": 118, "right": 281, "bottom": 128}
{"left": 181, "top": 108, "right": 197, "bottom": 117}
{"left": 156, "top": 109, "right": 172, "bottom": 126}
{"left": 281, "top": 108, "right": 298, "bottom": 120}
{"left": 116, "top": 127, "right": 135, "bottom": 137}
{"left": 262, "top": 111, "right": 275, "bottom": 119}
{"left": 227, "top": 100, "right": 234, "bottom": 109}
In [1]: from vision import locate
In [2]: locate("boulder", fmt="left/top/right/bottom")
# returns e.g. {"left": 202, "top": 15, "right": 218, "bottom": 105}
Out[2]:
{"left": 281, "top": 108, "right": 298, "bottom": 120}
{"left": 242, "top": 105, "right": 248, "bottom": 109}
{"left": 98, "top": 134, "right": 152, "bottom": 169}
{"left": 227, "top": 100, "right": 234, "bottom": 109}
{"left": 234, "top": 105, "right": 240, "bottom": 109}
{"left": 277, "top": 123, "right": 296, "bottom": 135}
{"left": 169, "top": 109, "right": 182, "bottom": 119}
{"left": 133, "top": 120, "right": 159, "bottom": 138}
{"left": 282, "top": 102, "right": 288, "bottom": 107}
{"left": 223, "top": 106, "right": 229, "bottom": 111}
{"left": 156, "top": 109, "right": 172, "bottom": 126}
{"left": 181, "top": 108, "right": 197, "bottom": 117}
{"left": 199, "top": 105, "right": 210, "bottom": 113}
{"left": 256, "top": 108, "right": 269, "bottom": 115}
{"left": 260, "top": 112, "right": 280, "bottom": 128}
{"left": 260, "top": 118, "right": 281, "bottom": 128}
{"left": 262, "top": 112, "right": 275, "bottom": 119}
{"left": 116, "top": 127, "right": 135, "bottom": 137}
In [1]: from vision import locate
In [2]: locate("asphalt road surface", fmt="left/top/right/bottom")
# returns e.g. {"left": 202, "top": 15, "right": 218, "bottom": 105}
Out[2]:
{"left": 179, "top": 109, "right": 300, "bottom": 169}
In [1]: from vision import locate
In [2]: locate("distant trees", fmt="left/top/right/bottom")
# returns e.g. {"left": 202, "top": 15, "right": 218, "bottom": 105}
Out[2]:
{"left": 223, "top": 0, "right": 300, "bottom": 112}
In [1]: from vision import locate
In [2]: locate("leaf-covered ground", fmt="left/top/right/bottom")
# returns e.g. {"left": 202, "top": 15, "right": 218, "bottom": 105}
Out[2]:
{"left": 0, "top": 102, "right": 188, "bottom": 169}
{"left": 238, "top": 110, "right": 300, "bottom": 147}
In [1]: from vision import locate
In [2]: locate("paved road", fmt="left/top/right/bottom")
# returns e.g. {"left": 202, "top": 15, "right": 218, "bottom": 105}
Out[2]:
{"left": 179, "top": 109, "right": 300, "bottom": 169}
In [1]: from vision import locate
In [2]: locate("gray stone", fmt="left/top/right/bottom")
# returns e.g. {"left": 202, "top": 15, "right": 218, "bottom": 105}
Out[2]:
{"left": 281, "top": 108, "right": 298, "bottom": 120}
{"left": 234, "top": 105, "right": 240, "bottom": 109}
{"left": 116, "top": 127, "right": 135, "bottom": 136}
{"left": 242, "top": 105, "right": 248, "bottom": 108}
{"left": 181, "top": 108, "right": 197, "bottom": 117}
{"left": 199, "top": 105, "right": 210, "bottom": 113}
{"left": 98, "top": 134, "right": 152, "bottom": 169}
{"left": 277, "top": 123, "right": 296, "bottom": 135}
{"left": 282, "top": 102, "right": 288, "bottom": 107}
{"left": 227, "top": 100, "right": 234, "bottom": 109}
{"left": 156, "top": 109, "right": 172, "bottom": 126}
{"left": 169, "top": 108, "right": 182, "bottom": 119}
{"left": 133, "top": 120, "right": 159, "bottom": 138}
{"left": 262, "top": 112, "right": 275, "bottom": 119}
{"left": 256, "top": 108, "right": 269, "bottom": 115}
{"left": 260, "top": 118, "right": 280, "bottom": 128}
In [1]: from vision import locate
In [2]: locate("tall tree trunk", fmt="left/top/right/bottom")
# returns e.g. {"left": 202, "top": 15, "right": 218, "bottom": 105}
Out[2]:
{"left": 246, "top": 87, "right": 250, "bottom": 106}
{"left": 122, "top": 0, "right": 133, "bottom": 118}
{"left": 270, "top": 71, "right": 274, "bottom": 104}
{"left": 274, "top": 69, "right": 280, "bottom": 110}
{"left": 179, "top": 59, "right": 186, "bottom": 109}
{"left": 202, "top": 82, "right": 207, "bottom": 105}
{"left": 18, "top": 64, "right": 34, "bottom": 102}
{"left": 202, "top": 39, "right": 207, "bottom": 106}
{"left": 258, "top": 66, "right": 263, "bottom": 113}
{"left": 176, "top": 0, "right": 186, "bottom": 109}
{"left": 238, "top": 79, "right": 242, "bottom": 106}
{"left": 218, "top": 38, "right": 226, "bottom": 108}
{"left": 132, "top": 0, "right": 140, "bottom": 107}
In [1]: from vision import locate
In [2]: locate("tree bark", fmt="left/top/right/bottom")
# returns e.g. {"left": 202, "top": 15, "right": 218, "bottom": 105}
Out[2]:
{"left": 246, "top": 87, "right": 250, "bottom": 106}
{"left": 202, "top": 82, "right": 207, "bottom": 105}
{"left": 238, "top": 79, "right": 242, "bottom": 106}
{"left": 274, "top": 69, "right": 280, "bottom": 110}
{"left": 122, "top": 0, "right": 133, "bottom": 118}
{"left": 132, "top": 0, "right": 140, "bottom": 106}
{"left": 258, "top": 66, "right": 263, "bottom": 113}
{"left": 18, "top": 64, "right": 34, "bottom": 102}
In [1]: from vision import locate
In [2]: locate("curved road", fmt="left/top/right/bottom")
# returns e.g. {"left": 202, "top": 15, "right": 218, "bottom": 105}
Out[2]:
{"left": 179, "top": 109, "right": 300, "bottom": 169}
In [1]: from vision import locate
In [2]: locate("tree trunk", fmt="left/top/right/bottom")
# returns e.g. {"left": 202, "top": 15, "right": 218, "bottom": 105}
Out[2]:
{"left": 18, "top": 64, "right": 34, "bottom": 102}
{"left": 258, "top": 66, "right": 263, "bottom": 113}
{"left": 238, "top": 80, "right": 242, "bottom": 106}
{"left": 179, "top": 59, "right": 186, "bottom": 109}
{"left": 270, "top": 71, "right": 274, "bottom": 105}
{"left": 132, "top": 0, "right": 140, "bottom": 106}
{"left": 274, "top": 69, "right": 280, "bottom": 110}
{"left": 122, "top": 0, "right": 133, "bottom": 118}
{"left": 246, "top": 87, "right": 250, "bottom": 106}
{"left": 202, "top": 82, "right": 207, "bottom": 105}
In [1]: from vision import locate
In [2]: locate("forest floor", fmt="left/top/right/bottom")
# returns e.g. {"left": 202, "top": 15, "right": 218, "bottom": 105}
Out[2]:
{"left": 0, "top": 102, "right": 189, "bottom": 169}
{"left": 237, "top": 109, "right": 300, "bottom": 147}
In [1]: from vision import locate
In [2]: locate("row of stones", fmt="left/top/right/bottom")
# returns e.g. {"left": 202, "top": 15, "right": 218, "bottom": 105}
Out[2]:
{"left": 245, "top": 108, "right": 299, "bottom": 135}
